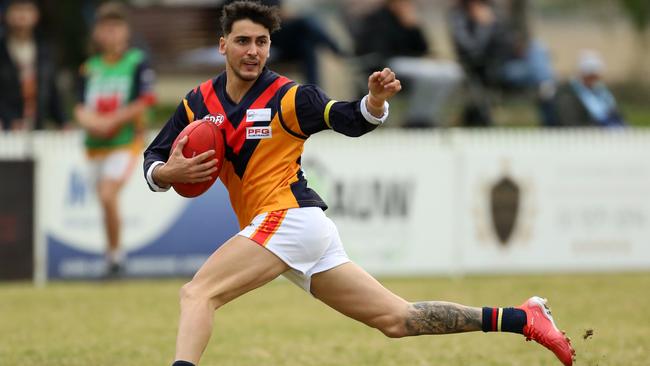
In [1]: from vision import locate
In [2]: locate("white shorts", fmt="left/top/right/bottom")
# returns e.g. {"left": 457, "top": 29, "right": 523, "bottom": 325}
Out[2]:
{"left": 239, "top": 207, "right": 350, "bottom": 292}
{"left": 88, "top": 149, "right": 136, "bottom": 184}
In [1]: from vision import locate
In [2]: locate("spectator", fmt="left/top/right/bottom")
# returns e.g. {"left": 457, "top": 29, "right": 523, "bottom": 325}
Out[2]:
{"left": 448, "top": 0, "right": 557, "bottom": 126}
{"left": 269, "top": 2, "right": 344, "bottom": 85}
{"left": 555, "top": 50, "right": 625, "bottom": 127}
{"left": 354, "top": 0, "right": 463, "bottom": 127}
{"left": 0, "top": 0, "right": 67, "bottom": 131}
{"left": 75, "top": 2, "right": 156, "bottom": 277}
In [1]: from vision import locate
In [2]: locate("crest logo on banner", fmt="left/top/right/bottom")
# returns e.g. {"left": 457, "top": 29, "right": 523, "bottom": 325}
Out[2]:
{"left": 473, "top": 160, "right": 535, "bottom": 248}
{"left": 490, "top": 176, "right": 520, "bottom": 246}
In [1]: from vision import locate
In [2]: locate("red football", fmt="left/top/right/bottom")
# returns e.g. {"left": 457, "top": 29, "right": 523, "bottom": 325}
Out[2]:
{"left": 171, "top": 120, "right": 225, "bottom": 198}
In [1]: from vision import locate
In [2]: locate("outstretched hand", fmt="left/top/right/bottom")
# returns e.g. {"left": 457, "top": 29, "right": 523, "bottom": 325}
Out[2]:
{"left": 367, "top": 68, "right": 402, "bottom": 117}
{"left": 154, "top": 136, "right": 219, "bottom": 186}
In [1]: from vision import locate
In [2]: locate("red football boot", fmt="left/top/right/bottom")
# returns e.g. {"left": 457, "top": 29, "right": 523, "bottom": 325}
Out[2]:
{"left": 518, "top": 296, "right": 576, "bottom": 366}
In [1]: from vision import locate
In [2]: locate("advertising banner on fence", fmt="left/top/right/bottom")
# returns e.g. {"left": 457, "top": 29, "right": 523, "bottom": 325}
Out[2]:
{"left": 4, "top": 130, "right": 650, "bottom": 281}
{"left": 33, "top": 134, "right": 239, "bottom": 279}
{"left": 302, "top": 133, "right": 457, "bottom": 276}
{"left": 455, "top": 133, "right": 650, "bottom": 273}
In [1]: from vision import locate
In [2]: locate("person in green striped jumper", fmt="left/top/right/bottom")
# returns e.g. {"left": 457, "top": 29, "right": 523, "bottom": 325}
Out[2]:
{"left": 74, "top": 1, "right": 156, "bottom": 278}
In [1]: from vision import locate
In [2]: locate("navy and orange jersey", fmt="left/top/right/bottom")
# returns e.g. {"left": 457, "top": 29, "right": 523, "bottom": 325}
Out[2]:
{"left": 144, "top": 68, "right": 382, "bottom": 229}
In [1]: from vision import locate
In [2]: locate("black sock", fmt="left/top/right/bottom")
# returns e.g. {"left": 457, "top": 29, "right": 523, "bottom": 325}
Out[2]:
{"left": 481, "top": 307, "right": 527, "bottom": 334}
{"left": 172, "top": 361, "right": 195, "bottom": 366}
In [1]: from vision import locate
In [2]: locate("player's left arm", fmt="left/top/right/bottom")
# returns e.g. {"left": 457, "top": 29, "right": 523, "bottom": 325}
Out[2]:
{"left": 294, "top": 68, "right": 401, "bottom": 137}
{"left": 366, "top": 67, "right": 401, "bottom": 119}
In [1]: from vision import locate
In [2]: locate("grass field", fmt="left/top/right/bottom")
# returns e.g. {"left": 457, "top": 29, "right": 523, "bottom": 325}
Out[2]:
{"left": 1, "top": 273, "right": 648, "bottom": 366}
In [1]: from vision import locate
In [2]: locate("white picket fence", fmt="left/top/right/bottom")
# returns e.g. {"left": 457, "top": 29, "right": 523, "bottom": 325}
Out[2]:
{"left": 2, "top": 128, "right": 650, "bottom": 281}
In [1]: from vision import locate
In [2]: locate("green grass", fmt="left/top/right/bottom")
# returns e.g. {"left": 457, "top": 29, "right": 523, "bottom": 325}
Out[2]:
{"left": 621, "top": 103, "right": 650, "bottom": 127}
{"left": 1, "top": 273, "right": 649, "bottom": 366}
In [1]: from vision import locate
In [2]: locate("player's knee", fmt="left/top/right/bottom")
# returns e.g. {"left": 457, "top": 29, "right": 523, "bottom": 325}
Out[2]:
{"left": 179, "top": 282, "right": 209, "bottom": 306}
{"left": 97, "top": 186, "right": 117, "bottom": 207}
{"left": 179, "top": 282, "right": 194, "bottom": 301}
{"left": 379, "top": 323, "right": 408, "bottom": 338}
{"left": 179, "top": 281, "right": 226, "bottom": 310}
{"left": 372, "top": 314, "right": 408, "bottom": 338}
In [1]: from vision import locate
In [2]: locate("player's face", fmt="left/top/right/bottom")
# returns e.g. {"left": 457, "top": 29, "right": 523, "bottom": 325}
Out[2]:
{"left": 6, "top": 3, "right": 39, "bottom": 33}
{"left": 93, "top": 19, "right": 130, "bottom": 57}
{"left": 220, "top": 19, "right": 271, "bottom": 82}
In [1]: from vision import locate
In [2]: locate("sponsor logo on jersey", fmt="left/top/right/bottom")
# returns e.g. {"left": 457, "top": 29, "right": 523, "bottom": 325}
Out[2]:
{"left": 246, "top": 108, "right": 272, "bottom": 122}
{"left": 203, "top": 114, "right": 225, "bottom": 126}
{"left": 246, "top": 126, "right": 272, "bottom": 139}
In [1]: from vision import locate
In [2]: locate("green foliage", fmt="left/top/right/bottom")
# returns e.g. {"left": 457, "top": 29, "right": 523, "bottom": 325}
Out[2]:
{"left": 532, "top": 0, "right": 649, "bottom": 34}
{"left": 620, "top": 0, "right": 650, "bottom": 32}
{"left": 621, "top": 103, "right": 650, "bottom": 126}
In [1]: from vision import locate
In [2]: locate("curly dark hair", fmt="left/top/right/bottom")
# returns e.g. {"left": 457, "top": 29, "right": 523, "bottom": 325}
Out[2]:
{"left": 220, "top": 1, "right": 281, "bottom": 35}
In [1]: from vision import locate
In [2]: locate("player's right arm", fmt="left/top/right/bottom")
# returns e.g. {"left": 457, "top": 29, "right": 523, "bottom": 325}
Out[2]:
{"left": 143, "top": 92, "right": 217, "bottom": 192}
{"left": 74, "top": 63, "right": 110, "bottom": 137}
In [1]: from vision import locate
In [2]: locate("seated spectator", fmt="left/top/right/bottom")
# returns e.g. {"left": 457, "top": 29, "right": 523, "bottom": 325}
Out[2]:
{"left": 353, "top": 0, "right": 463, "bottom": 128}
{"left": 0, "top": 0, "right": 67, "bottom": 131}
{"left": 448, "top": 0, "right": 557, "bottom": 126}
{"left": 269, "top": 3, "right": 344, "bottom": 85}
{"left": 555, "top": 50, "right": 625, "bottom": 127}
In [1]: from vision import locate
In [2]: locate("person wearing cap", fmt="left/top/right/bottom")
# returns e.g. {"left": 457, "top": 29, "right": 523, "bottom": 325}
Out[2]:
{"left": 555, "top": 50, "right": 625, "bottom": 127}
{"left": 74, "top": 1, "right": 156, "bottom": 277}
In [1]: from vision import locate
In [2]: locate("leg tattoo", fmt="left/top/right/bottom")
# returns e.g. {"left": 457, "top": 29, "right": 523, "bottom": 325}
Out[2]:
{"left": 405, "top": 301, "right": 482, "bottom": 335}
